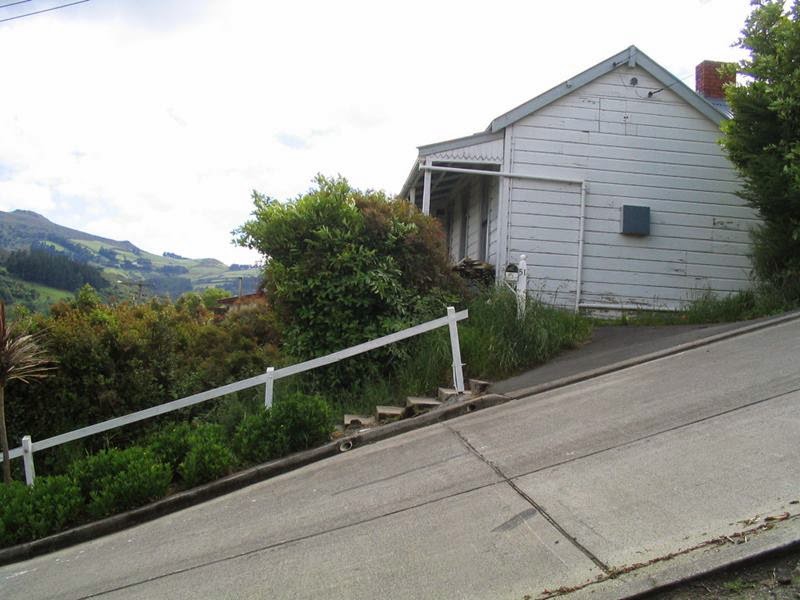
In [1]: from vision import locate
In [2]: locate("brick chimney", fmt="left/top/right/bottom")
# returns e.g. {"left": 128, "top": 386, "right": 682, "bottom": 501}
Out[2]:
{"left": 695, "top": 60, "right": 735, "bottom": 100}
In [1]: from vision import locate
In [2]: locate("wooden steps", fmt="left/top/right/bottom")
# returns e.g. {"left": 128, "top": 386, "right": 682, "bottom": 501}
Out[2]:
{"left": 342, "top": 378, "right": 490, "bottom": 429}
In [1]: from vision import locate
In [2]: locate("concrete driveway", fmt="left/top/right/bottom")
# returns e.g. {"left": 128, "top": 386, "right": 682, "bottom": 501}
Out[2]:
{"left": 2, "top": 316, "right": 799, "bottom": 599}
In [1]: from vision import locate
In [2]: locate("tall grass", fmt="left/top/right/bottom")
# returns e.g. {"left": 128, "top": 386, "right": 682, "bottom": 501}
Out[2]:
{"left": 684, "top": 285, "right": 795, "bottom": 323}
{"left": 332, "top": 287, "right": 592, "bottom": 415}
{"left": 458, "top": 287, "right": 591, "bottom": 379}
{"left": 611, "top": 284, "right": 798, "bottom": 327}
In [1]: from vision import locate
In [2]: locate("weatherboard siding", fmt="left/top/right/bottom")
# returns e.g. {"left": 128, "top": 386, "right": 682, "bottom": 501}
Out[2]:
{"left": 508, "top": 179, "right": 582, "bottom": 308}
{"left": 505, "top": 65, "right": 755, "bottom": 309}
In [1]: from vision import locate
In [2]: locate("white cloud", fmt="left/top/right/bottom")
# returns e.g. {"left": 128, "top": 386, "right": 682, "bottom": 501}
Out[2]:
{"left": 0, "top": 0, "right": 754, "bottom": 264}
{"left": 0, "top": 180, "right": 54, "bottom": 213}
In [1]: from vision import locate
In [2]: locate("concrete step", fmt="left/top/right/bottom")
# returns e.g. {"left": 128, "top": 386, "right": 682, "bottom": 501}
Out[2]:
{"left": 469, "top": 379, "right": 491, "bottom": 395}
{"left": 375, "top": 405, "right": 405, "bottom": 420}
{"left": 404, "top": 397, "right": 442, "bottom": 417}
{"left": 405, "top": 397, "right": 442, "bottom": 409}
{"left": 437, "top": 388, "right": 473, "bottom": 402}
{"left": 343, "top": 414, "right": 376, "bottom": 429}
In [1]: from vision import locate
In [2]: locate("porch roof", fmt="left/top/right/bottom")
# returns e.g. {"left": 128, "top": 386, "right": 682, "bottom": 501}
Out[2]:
{"left": 399, "top": 131, "right": 503, "bottom": 204}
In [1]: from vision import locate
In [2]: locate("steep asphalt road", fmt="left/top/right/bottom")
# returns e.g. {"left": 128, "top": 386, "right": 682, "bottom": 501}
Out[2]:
{"left": 2, "top": 317, "right": 799, "bottom": 599}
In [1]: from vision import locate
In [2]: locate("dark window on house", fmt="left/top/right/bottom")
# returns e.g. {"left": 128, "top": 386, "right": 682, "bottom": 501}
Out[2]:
{"left": 458, "top": 194, "right": 468, "bottom": 260}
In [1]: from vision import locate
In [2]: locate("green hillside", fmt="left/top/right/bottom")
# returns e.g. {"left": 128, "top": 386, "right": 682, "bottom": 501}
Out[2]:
{"left": 0, "top": 268, "right": 73, "bottom": 313}
{"left": 0, "top": 210, "right": 262, "bottom": 310}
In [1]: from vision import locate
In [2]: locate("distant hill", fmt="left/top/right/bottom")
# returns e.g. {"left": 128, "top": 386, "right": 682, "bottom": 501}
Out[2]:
{"left": 0, "top": 209, "right": 140, "bottom": 253}
{"left": 0, "top": 210, "right": 262, "bottom": 309}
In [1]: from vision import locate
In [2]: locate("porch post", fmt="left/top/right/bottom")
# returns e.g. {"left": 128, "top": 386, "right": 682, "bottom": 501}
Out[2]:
{"left": 422, "top": 157, "right": 432, "bottom": 215}
{"left": 495, "top": 128, "right": 513, "bottom": 280}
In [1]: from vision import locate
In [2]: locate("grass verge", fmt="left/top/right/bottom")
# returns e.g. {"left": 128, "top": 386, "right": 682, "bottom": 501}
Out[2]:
{"left": 606, "top": 285, "right": 799, "bottom": 327}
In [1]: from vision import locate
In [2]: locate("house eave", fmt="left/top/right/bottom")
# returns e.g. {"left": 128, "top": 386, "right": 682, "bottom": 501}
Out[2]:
{"left": 399, "top": 160, "right": 421, "bottom": 200}
{"left": 418, "top": 131, "right": 504, "bottom": 156}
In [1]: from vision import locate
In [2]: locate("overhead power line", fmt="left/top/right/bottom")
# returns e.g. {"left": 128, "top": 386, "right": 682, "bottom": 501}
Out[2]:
{"left": 0, "top": 1, "right": 33, "bottom": 10}
{"left": 0, "top": 0, "right": 91, "bottom": 24}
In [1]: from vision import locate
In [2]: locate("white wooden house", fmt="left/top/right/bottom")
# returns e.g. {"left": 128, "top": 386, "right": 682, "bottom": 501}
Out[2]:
{"left": 400, "top": 46, "right": 757, "bottom": 311}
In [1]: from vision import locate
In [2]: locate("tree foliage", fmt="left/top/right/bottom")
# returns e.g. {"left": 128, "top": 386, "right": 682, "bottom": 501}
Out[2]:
{"left": 5, "top": 286, "right": 280, "bottom": 467}
{"left": 4, "top": 248, "right": 108, "bottom": 292}
{"left": 0, "top": 302, "right": 55, "bottom": 483}
{"left": 234, "top": 175, "right": 462, "bottom": 389}
{"left": 723, "top": 0, "right": 800, "bottom": 296}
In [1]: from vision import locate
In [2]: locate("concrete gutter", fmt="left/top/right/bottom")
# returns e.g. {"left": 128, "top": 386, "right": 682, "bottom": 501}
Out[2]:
{"left": 2, "top": 309, "right": 798, "bottom": 569}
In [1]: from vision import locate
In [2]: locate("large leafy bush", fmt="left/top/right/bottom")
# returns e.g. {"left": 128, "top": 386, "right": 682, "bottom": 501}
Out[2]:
{"left": 175, "top": 424, "right": 235, "bottom": 487}
{"left": 722, "top": 0, "right": 800, "bottom": 300}
{"left": 235, "top": 175, "right": 462, "bottom": 389}
{"left": 232, "top": 392, "right": 333, "bottom": 465}
{"left": 68, "top": 447, "right": 171, "bottom": 519}
{"left": 0, "top": 476, "right": 82, "bottom": 546}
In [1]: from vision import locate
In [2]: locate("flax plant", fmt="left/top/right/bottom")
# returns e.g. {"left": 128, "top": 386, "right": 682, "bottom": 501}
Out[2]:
{"left": 0, "top": 302, "right": 55, "bottom": 483}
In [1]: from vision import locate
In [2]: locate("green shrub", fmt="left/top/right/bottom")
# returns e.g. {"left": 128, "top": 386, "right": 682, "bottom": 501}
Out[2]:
{"left": 177, "top": 425, "right": 235, "bottom": 487}
{"left": 0, "top": 476, "right": 82, "bottom": 547}
{"left": 232, "top": 392, "right": 334, "bottom": 465}
{"left": 146, "top": 421, "right": 236, "bottom": 487}
{"left": 232, "top": 409, "right": 288, "bottom": 465}
{"left": 202, "top": 390, "right": 263, "bottom": 439}
{"left": 0, "top": 481, "right": 27, "bottom": 546}
{"left": 68, "top": 447, "right": 171, "bottom": 519}
{"left": 271, "top": 393, "right": 334, "bottom": 452}
{"left": 26, "top": 475, "right": 83, "bottom": 540}
{"left": 145, "top": 422, "right": 194, "bottom": 476}
{"left": 6, "top": 291, "right": 281, "bottom": 466}
{"left": 234, "top": 175, "right": 462, "bottom": 390}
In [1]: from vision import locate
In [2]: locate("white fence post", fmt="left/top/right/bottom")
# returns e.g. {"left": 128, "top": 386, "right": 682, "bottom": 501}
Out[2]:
{"left": 447, "top": 307, "right": 465, "bottom": 393}
{"left": 516, "top": 254, "right": 528, "bottom": 318}
{"left": 22, "top": 435, "right": 35, "bottom": 486}
{"left": 264, "top": 367, "right": 274, "bottom": 408}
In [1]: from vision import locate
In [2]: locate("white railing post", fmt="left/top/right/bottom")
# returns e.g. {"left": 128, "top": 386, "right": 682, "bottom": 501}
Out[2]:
{"left": 447, "top": 306, "right": 465, "bottom": 393}
{"left": 264, "top": 367, "right": 274, "bottom": 408}
{"left": 22, "top": 435, "right": 35, "bottom": 486}
{"left": 516, "top": 254, "right": 528, "bottom": 318}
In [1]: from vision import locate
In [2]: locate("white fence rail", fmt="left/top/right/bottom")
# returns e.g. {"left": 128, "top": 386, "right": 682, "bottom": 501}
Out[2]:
{"left": 2, "top": 307, "right": 468, "bottom": 485}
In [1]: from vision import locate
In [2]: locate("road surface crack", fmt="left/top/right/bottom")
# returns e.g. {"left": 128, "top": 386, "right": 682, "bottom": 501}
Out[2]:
{"left": 445, "top": 424, "right": 611, "bottom": 574}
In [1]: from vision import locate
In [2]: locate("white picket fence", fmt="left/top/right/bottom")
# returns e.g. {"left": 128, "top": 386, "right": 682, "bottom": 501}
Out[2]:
{"left": 2, "top": 307, "right": 469, "bottom": 485}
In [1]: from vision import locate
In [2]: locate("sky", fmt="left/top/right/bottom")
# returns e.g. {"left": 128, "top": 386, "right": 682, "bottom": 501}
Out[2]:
{"left": 0, "top": 0, "right": 756, "bottom": 265}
